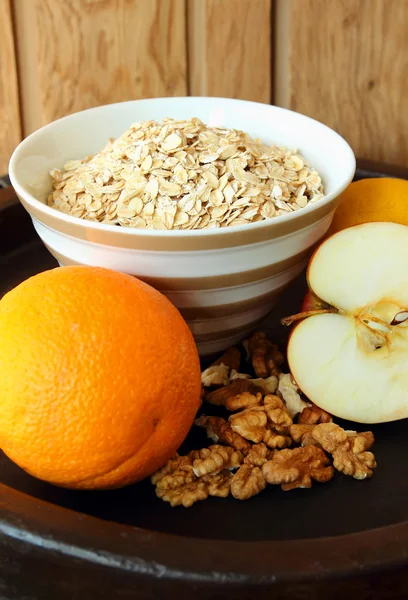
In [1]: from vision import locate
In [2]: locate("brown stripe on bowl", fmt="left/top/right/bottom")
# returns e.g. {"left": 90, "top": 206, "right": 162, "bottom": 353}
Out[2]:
{"left": 19, "top": 194, "right": 337, "bottom": 251}
{"left": 46, "top": 246, "right": 310, "bottom": 290}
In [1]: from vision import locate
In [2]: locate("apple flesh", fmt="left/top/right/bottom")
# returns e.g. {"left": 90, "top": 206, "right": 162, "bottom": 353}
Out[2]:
{"left": 286, "top": 222, "right": 408, "bottom": 424}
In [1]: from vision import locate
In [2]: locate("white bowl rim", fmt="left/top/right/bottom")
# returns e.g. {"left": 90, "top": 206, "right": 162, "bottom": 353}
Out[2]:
{"left": 9, "top": 96, "right": 356, "bottom": 239}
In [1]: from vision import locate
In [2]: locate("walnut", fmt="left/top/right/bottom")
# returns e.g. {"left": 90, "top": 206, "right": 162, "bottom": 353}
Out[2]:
{"left": 263, "top": 395, "right": 292, "bottom": 434}
{"left": 205, "top": 378, "right": 262, "bottom": 406}
{"left": 195, "top": 415, "right": 251, "bottom": 452}
{"left": 155, "top": 464, "right": 195, "bottom": 491}
{"left": 151, "top": 454, "right": 192, "bottom": 485}
{"left": 246, "top": 331, "right": 285, "bottom": 378}
{"left": 278, "top": 373, "right": 310, "bottom": 418}
{"left": 290, "top": 424, "right": 319, "bottom": 447}
{"left": 192, "top": 444, "right": 243, "bottom": 477}
{"left": 225, "top": 391, "right": 263, "bottom": 411}
{"left": 229, "top": 371, "right": 279, "bottom": 396}
{"left": 262, "top": 446, "right": 335, "bottom": 491}
{"left": 298, "top": 404, "right": 333, "bottom": 425}
{"left": 229, "top": 408, "right": 268, "bottom": 444}
{"left": 156, "top": 470, "right": 232, "bottom": 507}
{"left": 262, "top": 429, "right": 292, "bottom": 449}
{"left": 152, "top": 453, "right": 197, "bottom": 490}
{"left": 244, "top": 443, "right": 273, "bottom": 466}
{"left": 187, "top": 448, "right": 203, "bottom": 462}
{"left": 211, "top": 346, "right": 241, "bottom": 372}
{"left": 156, "top": 480, "right": 208, "bottom": 507}
{"left": 312, "top": 423, "right": 376, "bottom": 480}
{"left": 229, "top": 402, "right": 292, "bottom": 449}
{"left": 230, "top": 443, "right": 272, "bottom": 500}
{"left": 201, "top": 364, "right": 230, "bottom": 387}
{"left": 204, "top": 470, "right": 233, "bottom": 497}
{"left": 231, "top": 464, "right": 266, "bottom": 500}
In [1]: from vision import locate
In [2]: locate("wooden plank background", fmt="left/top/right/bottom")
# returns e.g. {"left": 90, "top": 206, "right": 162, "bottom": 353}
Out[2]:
{"left": 0, "top": 0, "right": 21, "bottom": 175}
{"left": 187, "top": 0, "right": 272, "bottom": 103}
{"left": 275, "top": 0, "right": 408, "bottom": 167}
{"left": 12, "top": 0, "right": 187, "bottom": 136}
{"left": 1, "top": 0, "right": 407, "bottom": 174}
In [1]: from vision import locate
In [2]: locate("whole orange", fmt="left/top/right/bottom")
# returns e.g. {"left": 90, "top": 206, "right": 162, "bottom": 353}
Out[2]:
{"left": 0, "top": 266, "right": 201, "bottom": 489}
{"left": 328, "top": 177, "right": 408, "bottom": 235}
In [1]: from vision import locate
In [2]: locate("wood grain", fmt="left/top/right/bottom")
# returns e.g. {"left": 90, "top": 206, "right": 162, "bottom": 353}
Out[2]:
{"left": 0, "top": 0, "right": 21, "bottom": 174}
{"left": 188, "top": 0, "right": 272, "bottom": 102}
{"left": 275, "top": 0, "right": 408, "bottom": 166}
{"left": 12, "top": 0, "right": 187, "bottom": 135}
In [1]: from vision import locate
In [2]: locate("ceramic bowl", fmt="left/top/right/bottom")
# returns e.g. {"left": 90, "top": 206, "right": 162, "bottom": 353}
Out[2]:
{"left": 9, "top": 97, "right": 355, "bottom": 355}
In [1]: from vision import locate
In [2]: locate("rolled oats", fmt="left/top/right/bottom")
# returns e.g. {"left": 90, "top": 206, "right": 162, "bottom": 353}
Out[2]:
{"left": 48, "top": 118, "right": 325, "bottom": 229}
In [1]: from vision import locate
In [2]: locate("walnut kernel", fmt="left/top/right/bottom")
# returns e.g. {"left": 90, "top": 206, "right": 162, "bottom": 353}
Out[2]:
{"left": 262, "top": 446, "right": 334, "bottom": 491}
{"left": 312, "top": 423, "right": 376, "bottom": 480}
{"left": 195, "top": 415, "right": 251, "bottom": 452}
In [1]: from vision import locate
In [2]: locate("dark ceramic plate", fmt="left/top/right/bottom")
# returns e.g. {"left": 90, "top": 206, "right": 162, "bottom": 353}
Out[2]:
{"left": 1, "top": 161, "right": 408, "bottom": 599}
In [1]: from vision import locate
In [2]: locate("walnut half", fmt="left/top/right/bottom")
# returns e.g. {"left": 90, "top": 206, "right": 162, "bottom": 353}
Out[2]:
{"left": 192, "top": 444, "right": 243, "bottom": 477}
{"left": 244, "top": 443, "right": 273, "bottom": 467}
{"left": 312, "top": 423, "right": 376, "bottom": 480}
{"left": 290, "top": 423, "right": 319, "bottom": 447}
{"left": 231, "top": 464, "right": 266, "bottom": 500}
{"left": 246, "top": 331, "right": 285, "bottom": 378}
{"left": 205, "top": 378, "right": 263, "bottom": 406}
{"left": 195, "top": 415, "right": 251, "bottom": 452}
{"left": 298, "top": 404, "right": 333, "bottom": 425}
{"left": 151, "top": 454, "right": 193, "bottom": 486}
{"left": 229, "top": 395, "right": 292, "bottom": 449}
{"left": 262, "top": 446, "right": 335, "bottom": 491}
{"left": 230, "top": 443, "right": 272, "bottom": 500}
{"left": 156, "top": 470, "right": 232, "bottom": 507}
{"left": 226, "top": 391, "right": 263, "bottom": 411}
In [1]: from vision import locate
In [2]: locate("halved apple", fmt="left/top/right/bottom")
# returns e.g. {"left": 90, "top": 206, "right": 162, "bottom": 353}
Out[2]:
{"left": 286, "top": 222, "right": 408, "bottom": 424}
